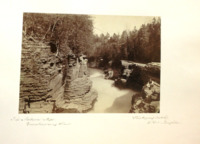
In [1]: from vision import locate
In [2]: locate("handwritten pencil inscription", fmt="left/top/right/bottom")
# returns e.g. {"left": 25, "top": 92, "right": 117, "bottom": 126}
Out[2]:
{"left": 10, "top": 116, "right": 71, "bottom": 127}
{"left": 132, "top": 115, "right": 180, "bottom": 125}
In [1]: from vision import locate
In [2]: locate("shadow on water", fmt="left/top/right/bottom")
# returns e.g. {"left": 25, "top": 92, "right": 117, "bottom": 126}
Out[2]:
{"left": 105, "top": 91, "right": 138, "bottom": 113}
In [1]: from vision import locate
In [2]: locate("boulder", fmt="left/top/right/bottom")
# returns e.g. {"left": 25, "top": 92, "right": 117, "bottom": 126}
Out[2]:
{"left": 104, "top": 69, "right": 114, "bottom": 79}
{"left": 130, "top": 96, "right": 156, "bottom": 113}
{"left": 130, "top": 79, "right": 160, "bottom": 113}
{"left": 142, "top": 80, "right": 160, "bottom": 101}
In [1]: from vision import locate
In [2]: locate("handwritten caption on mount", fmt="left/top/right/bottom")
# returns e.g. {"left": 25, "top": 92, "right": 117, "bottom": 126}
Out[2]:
{"left": 10, "top": 116, "right": 71, "bottom": 126}
{"left": 10, "top": 115, "right": 179, "bottom": 126}
{"left": 132, "top": 115, "right": 180, "bottom": 125}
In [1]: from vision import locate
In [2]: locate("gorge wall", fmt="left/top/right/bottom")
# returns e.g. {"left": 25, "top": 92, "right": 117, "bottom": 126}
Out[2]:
{"left": 55, "top": 53, "right": 97, "bottom": 112}
{"left": 19, "top": 39, "right": 97, "bottom": 113}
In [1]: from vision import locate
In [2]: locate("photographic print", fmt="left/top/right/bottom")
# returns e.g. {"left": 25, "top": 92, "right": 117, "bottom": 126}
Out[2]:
{"left": 19, "top": 13, "right": 161, "bottom": 113}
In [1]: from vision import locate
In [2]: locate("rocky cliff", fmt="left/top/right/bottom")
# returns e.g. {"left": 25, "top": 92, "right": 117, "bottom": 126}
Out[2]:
{"left": 19, "top": 39, "right": 97, "bottom": 113}
{"left": 55, "top": 54, "right": 97, "bottom": 113}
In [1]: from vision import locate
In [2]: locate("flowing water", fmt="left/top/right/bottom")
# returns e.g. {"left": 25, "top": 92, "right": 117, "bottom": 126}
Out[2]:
{"left": 88, "top": 68, "right": 137, "bottom": 113}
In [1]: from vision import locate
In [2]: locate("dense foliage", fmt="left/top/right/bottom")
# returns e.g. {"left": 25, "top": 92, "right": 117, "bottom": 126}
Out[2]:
{"left": 90, "top": 17, "right": 161, "bottom": 64}
{"left": 23, "top": 13, "right": 93, "bottom": 55}
{"left": 23, "top": 13, "right": 160, "bottom": 64}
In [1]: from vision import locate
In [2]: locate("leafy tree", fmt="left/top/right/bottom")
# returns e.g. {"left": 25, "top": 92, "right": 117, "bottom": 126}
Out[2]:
{"left": 23, "top": 13, "right": 94, "bottom": 57}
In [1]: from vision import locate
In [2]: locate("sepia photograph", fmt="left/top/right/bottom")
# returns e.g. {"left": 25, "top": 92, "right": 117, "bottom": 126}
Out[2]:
{"left": 1, "top": 0, "right": 200, "bottom": 144}
{"left": 19, "top": 13, "right": 161, "bottom": 113}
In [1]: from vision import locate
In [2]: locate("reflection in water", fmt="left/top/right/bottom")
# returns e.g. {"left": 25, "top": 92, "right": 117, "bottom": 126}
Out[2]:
{"left": 88, "top": 68, "right": 137, "bottom": 113}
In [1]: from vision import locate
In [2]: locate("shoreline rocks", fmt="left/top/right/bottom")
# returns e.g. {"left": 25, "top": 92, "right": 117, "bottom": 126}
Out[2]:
{"left": 130, "top": 80, "right": 160, "bottom": 113}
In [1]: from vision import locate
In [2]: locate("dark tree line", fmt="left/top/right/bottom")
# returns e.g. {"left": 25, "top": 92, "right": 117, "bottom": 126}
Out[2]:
{"left": 89, "top": 17, "right": 161, "bottom": 65}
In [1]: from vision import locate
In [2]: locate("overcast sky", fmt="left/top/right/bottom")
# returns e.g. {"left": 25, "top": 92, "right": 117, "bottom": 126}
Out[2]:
{"left": 91, "top": 15, "right": 157, "bottom": 36}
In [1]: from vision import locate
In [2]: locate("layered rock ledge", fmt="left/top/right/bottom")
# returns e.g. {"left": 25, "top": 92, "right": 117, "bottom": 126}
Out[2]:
{"left": 19, "top": 40, "right": 97, "bottom": 113}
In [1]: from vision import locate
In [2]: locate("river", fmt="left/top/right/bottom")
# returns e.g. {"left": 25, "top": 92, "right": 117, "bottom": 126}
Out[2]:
{"left": 88, "top": 68, "right": 137, "bottom": 113}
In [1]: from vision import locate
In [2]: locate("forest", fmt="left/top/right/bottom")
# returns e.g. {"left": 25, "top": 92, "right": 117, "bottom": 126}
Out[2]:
{"left": 23, "top": 13, "right": 160, "bottom": 67}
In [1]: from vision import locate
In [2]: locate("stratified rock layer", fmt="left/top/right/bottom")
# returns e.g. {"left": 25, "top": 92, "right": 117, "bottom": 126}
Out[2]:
{"left": 19, "top": 40, "right": 62, "bottom": 113}
{"left": 56, "top": 89, "right": 97, "bottom": 113}
{"left": 55, "top": 54, "right": 97, "bottom": 112}
{"left": 19, "top": 40, "right": 97, "bottom": 113}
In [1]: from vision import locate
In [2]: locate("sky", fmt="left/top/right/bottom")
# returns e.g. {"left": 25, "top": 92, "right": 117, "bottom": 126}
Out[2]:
{"left": 91, "top": 15, "right": 158, "bottom": 36}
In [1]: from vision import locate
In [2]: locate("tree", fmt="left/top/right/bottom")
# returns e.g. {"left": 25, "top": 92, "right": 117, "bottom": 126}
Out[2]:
{"left": 87, "top": 17, "right": 161, "bottom": 65}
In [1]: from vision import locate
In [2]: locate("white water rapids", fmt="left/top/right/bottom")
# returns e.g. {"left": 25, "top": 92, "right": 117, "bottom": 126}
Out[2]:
{"left": 88, "top": 68, "right": 137, "bottom": 113}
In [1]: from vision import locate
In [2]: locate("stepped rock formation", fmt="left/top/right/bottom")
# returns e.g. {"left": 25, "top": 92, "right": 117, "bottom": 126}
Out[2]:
{"left": 19, "top": 40, "right": 97, "bottom": 113}
{"left": 55, "top": 54, "right": 97, "bottom": 113}
{"left": 19, "top": 40, "right": 61, "bottom": 113}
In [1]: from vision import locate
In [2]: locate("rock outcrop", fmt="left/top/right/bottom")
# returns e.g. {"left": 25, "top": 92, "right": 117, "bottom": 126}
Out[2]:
{"left": 115, "top": 60, "right": 160, "bottom": 89}
{"left": 19, "top": 39, "right": 62, "bottom": 113}
{"left": 142, "top": 79, "right": 160, "bottom": 101}
{"left": 55, "top": 54, "right": 98, "bottom": 113}
{"left": 19, "top": 39, "right": 97, "bottom": 113}
{"left": 112, "top": 60, "right": 160, "bottom": 113}
{"left": 130, "top": 80, "right": 160, "bottom": 113}
{"left": 145, "top": 62, "right": 160, "bottom": 75}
